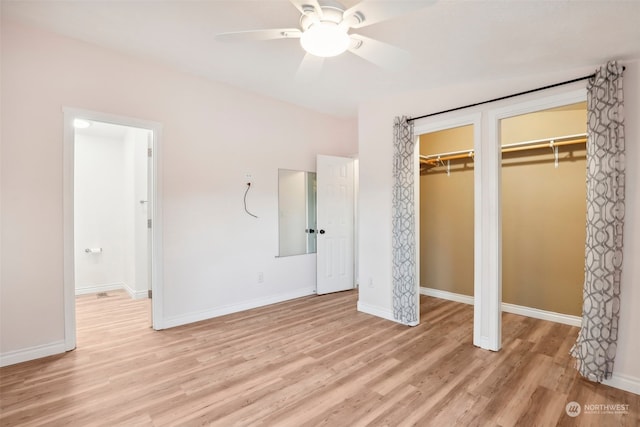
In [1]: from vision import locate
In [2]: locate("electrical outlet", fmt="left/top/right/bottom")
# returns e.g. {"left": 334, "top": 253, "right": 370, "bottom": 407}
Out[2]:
{"left": 245, "top": 173, "right": 252, "bottom": 180}
{"left": 368, "top": 278, "right": 374, "bottom": 288}
{"left": 257, "top": 272, "right": 264, "bottom": 283}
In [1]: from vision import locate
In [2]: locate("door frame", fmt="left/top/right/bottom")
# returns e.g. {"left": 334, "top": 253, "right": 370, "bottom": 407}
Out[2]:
{"left": 63, "top": 107, "right": 164, "bottom": 351}
{"left": 486, "top": 87, "right": 586, "bottom": 345}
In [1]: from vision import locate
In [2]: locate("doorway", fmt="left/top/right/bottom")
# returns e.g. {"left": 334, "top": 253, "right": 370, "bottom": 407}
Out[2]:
{"left": 414, "top": 114, "right": 484, "bottom": 346}
{"left": 417, "top": 123, "right": 477, "bottom": 344}
{"left": 74, "top": 121, "right": 151, "bottom": 300}
{"left": 63, "top": 108, "right": 164, "bottom": 352}
{"left": 499, "top": 101, "right": 587, "bottom": 321}
{"left": 419, "top": 124, "right": 475, "bottom": 303}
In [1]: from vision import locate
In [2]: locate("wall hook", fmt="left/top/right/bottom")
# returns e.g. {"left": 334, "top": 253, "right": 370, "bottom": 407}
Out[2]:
{"left": 549, "top": 140, "right": 559, "bottom": 168}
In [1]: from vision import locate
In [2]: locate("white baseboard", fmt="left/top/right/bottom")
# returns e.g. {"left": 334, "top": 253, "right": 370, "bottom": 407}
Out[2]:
{"left": 420, "top": 287, "right": 474, "bottom": 305}
{"left": 357, "top": 301, "right": 397, "bottom": 323}
{"left": 474, "top": 336, "right": 492, "bottom": 351}
{"left": 76, "top": 283, "right": 147, "bottom": 300}
{"left": 162, "top": 287, "right": 316, "bottom": 329}
{"left": 0, "top": 340, "right": 66, "bottom": 367}
{"left": 420, "top": 287, "right": 581, "bottom": 327}
{"left": 356, "top": 302, "right": 418, "bottom": 326}
{"left": 602, "top": 373, "right": 640, "bottom": 396}
{"left": 122, "top": 283, "right": 149, "bottom": 300}
{"left": 501, "top": 302, "right": 581, "bottom": 327}
{"left": 75, "top": 282, "right": 124, "bottom": 296}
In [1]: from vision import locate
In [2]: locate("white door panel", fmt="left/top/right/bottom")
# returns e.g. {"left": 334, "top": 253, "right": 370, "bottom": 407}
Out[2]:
{"left": 317, "top": 155, "right": 354, "bottom": 294}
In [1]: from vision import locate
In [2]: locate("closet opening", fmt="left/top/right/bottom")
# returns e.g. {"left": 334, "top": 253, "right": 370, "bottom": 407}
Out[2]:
{"left": 499, "top": 101, "right": 587, "bottom": 325}
{"left": 418, "top": 124, "right": 475, "bottom": 340}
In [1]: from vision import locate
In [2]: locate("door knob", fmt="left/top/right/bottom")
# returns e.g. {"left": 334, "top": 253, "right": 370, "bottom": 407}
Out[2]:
{"left": 319, "top": 229, "right": 325, "bottom": 234}
{"left": 306, "top": 229, "right": 316, "bottom": 234}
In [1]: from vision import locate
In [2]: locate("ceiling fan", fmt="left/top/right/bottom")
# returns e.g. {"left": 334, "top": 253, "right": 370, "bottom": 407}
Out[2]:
{"left": 216, "top": 0, "right": 430, "bottom": 79}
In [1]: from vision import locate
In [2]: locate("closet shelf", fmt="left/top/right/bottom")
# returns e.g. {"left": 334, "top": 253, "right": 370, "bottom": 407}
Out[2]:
{"left": 420, "top": 133, "right": 587, "bottom": 166}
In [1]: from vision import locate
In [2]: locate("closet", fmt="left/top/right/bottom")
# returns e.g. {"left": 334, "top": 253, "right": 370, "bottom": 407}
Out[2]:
{"left": 501, "top": 102, "right": 586, "bottom": 316}
{"left": 419, "top": 102, "right": 587, "bottom": 317}
{"left": 419, "top": 125, "right": 475, "bottom": 298}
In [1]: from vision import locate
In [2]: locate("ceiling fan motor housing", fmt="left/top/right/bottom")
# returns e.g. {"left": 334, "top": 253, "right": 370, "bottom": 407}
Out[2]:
{"left": 299, "top": 4, "right": 345, "bottom": 31}
{"left": 299, "top": 0, "right": 365, "bottom": 29}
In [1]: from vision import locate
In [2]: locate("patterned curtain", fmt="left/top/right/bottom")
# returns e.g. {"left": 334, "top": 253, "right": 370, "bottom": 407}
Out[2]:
{"left": 570, "top": 61, "right": 625, "bottom": 382}
{"left": 392, "top": 116, "right": 417, "bottom": 325}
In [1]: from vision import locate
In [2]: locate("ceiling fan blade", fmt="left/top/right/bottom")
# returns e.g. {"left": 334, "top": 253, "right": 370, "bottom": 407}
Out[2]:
{"left": 216, "top": 29, "right": 302, "bottom": 42}
{"left": 289, "top": 0, "right": 323, "bottom": 18}
{"left": 295, "top": 53, "right": 325, "bottom": 83}
{"left": 348, "top": 34, "right": 410, "bottom": 71}
{"left": 343, "top": 1, "right": 433, "bottom": 28}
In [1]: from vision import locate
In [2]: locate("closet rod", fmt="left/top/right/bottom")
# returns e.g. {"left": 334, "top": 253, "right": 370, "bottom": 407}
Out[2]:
{"left": 502, "top": 132, "right": 586, "bottom": 150}
{"left": 502, "top": 137, "right": 586, "bottom": 154}
{"left": 420, "top": 133, "right": 587, "bottom": 166}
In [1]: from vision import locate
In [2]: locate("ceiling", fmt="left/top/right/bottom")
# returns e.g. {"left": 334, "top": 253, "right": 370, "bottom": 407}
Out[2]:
{"left": 3, "top": 0, "right": 640, "bottom": 118}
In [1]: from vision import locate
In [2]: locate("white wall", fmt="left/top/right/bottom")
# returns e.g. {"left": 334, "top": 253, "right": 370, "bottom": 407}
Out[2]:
{"left": 0, "top": 21, "right": 357, "bottom": 364}
{"left": 358, "top": 60, "right": 640, "bottom": 393}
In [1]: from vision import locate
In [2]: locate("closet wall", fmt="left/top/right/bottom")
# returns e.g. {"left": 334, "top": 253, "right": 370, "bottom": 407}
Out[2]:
{"left": 419, "top": 125, "right": 474, "bottom": 296}
{"left": 501, "top": 103, "right": 586, "bottom": 315}
{"left": 420, "top": 102, "right": 587, "bottom": 316}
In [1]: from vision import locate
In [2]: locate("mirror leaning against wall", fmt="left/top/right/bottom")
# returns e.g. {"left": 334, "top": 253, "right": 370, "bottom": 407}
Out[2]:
{"left": 278, "top": 169, "right": 317, "bottom": 257}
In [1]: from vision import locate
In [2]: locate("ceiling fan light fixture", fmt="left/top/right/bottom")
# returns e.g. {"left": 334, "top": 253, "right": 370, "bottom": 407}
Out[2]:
{"left": 300, "top": 22, "right": 350, "bottom": 58}
{"left": 73, "top": 119, "right": 91, "bottom": 129}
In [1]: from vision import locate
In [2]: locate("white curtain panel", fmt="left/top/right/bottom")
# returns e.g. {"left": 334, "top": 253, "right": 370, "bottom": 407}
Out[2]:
{"left": 392, "top": 116, "right": 417, "bottom": 325}
{"left": 570, "top": 61, "right": 626, "bottom": 382}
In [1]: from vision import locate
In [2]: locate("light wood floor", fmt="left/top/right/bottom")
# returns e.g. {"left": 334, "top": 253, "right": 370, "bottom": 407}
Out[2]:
{"left": 1, "top": 290, "right": 638, "bottom": 426}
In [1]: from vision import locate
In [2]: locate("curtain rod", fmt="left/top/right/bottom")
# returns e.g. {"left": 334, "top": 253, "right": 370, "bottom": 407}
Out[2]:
{"left": 407, "top": 66, "right": 626, "bottom": 123}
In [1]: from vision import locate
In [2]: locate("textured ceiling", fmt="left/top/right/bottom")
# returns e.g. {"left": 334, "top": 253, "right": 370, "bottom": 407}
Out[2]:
{"left": 3, "top": 0, "right": 640, "bottom": 118}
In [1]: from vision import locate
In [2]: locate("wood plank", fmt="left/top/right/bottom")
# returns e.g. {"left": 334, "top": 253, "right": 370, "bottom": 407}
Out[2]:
{"left": 1, "top": 291, "right": 638, "bottom": 426}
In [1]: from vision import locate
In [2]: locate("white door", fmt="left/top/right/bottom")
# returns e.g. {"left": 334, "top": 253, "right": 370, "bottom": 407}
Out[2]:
{"left": 316, "top": 155, "right": 355, "bottom": 294}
